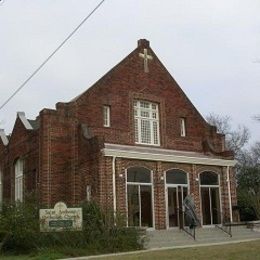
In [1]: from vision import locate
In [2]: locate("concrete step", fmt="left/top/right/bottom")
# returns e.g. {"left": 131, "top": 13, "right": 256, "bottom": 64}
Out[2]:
{"left": 145, "top": 226, "right": 260, "bottom": 249}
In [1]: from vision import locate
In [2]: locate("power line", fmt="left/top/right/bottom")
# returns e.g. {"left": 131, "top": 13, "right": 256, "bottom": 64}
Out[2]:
{"left": 0, "top": 0, "right": 106, "bottom": 111}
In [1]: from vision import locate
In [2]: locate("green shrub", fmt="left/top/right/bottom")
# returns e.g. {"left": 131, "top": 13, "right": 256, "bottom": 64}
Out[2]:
{"left": 0, "top": 199, "right": 144, "bottom": 256}
{"left": 0, "top": 200, "right": 40, "bottom": 252}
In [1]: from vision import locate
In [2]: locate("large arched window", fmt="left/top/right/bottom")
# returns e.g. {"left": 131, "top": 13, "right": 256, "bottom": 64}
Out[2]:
{"left": 15, "top": 159, "right": 23, "bottom": 202}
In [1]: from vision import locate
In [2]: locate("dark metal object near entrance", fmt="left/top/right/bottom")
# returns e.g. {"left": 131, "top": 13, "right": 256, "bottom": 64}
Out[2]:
{"left": 183, "top": 195, "right": 200, "bottom": 228}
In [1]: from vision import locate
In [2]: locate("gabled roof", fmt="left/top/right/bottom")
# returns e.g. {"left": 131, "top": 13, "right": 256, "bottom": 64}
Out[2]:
{"left": 28, "top": 119, "right": 40, "bottom": 130}
{"left": 70, "top": 39, "right": 209, "bottom": 126}
{"left": 70, "top": 39, "right": 149, "bottom": 103}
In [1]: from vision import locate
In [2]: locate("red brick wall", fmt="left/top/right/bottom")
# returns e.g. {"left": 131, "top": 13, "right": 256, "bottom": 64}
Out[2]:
{"left": 1, "top": 117, "right": 39, "bottom": 202}
{"left": 38, "top": 108, "right": 79, "bottom": 207}
{"left": 0, "top": 39, "right": 237, "bottom": 230}
{"left": 99, "top": 157, "right": 237, "bottom": 229}
{"left": 72, "top": 40, "right": 225, "bottom": 154}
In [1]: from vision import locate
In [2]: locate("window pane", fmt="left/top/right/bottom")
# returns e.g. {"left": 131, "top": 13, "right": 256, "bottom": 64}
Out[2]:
{"left": 180, "top": 118, "right": 186, "bottom": 137}
{"left": 211, "top": 188, "right": 221, "bottom": 224}
{"left": 153, "top": 121, "right": 159, "bottom": 144}
{"left": 140, "top": 186, "right": 153, "bottom": 227}
{"left": 127, "top": 185, "right": 140, "bottom": 226}
{"left": 134, "top": 108, "right": 138, "bottom": 116}
{"left": 141, "top": 111, "right": 149, "bottom": 118}
{"left": 140, "top": 101, "right": 149, "bottom": 108}
{"left": 127, "top": 167, "right": 151, "bottom": 183}
{"left": 15, "top": 159, "right": 23, "bottom": 201}
{"left": 103, "top": 106, "right": 110, "bottom": 127}
{"left": 200, "top": 172, "right": 219, "bottom": 185}
{"left": 201, "top": 187, "right": 211, "bottom": 225}
{"left": 141, "top": 119, "right": 151, "bottom": 144}
{"left": 166, "top": 169, "right": 187, "bottom": 184}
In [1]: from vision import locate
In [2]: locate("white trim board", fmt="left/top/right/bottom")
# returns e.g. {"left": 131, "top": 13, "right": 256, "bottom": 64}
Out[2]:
{"left": 0, "top": 129, "right": 9, "bottom": 146}
{"left": 17, "top": 112, "right": 33, "bottom": 130}
{"left": 102, "top": 144, "right": 236, "bottom": 167}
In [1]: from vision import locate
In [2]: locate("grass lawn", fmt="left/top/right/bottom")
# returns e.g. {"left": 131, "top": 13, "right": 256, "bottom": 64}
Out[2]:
{"left": 103, "top": 240, "right": 260, "bottom": 260}
{"left": 1, "top": 240, "right": 260, "bottom": 260}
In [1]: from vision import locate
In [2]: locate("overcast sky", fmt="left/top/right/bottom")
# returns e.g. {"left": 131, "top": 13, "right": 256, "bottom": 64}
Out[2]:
{"left": 0, "top": 0, "right": 259, "bottom": 145}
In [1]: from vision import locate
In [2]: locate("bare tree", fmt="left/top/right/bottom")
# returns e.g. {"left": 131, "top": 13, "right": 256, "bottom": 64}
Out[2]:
{"left": 254, "top": 115, "right": 260, "bottom": 122}
{"left": 237, "top": 143, "right": 260, "bottom": 220}
{"left": 206, "top": 113, "right": 250, "bottom": 157}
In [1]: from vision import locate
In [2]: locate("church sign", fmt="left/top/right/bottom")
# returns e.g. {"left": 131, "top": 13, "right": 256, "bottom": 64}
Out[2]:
{"left": 39, "top": 202, "right": 82, "bottom": 232}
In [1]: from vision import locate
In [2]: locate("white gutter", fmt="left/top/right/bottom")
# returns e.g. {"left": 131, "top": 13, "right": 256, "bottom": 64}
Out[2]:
{"left": 112, "top": 156, "right": 117, "bottom": 224}
{"left": 227, "top": 166, "right": 233, "bottom": 223}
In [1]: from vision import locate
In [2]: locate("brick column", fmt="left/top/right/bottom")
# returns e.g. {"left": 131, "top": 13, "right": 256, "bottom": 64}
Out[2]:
{"left": 154, "top": 161, "right": 166, "bottom": 229}
{"left": 192, "top": 165, "right": 202, "bottom": 225}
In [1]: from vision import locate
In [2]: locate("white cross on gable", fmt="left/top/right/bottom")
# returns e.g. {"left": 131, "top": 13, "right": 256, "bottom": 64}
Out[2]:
{"left": 139, "top": 48, "right": 153, "bottom": 73}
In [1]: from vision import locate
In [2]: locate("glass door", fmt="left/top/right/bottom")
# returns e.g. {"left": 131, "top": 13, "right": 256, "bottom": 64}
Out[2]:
{"left": 127, "top": 184, "right": 153, "bottom": 228}
{"left": 178, "top": 186, "right": 188, "bottom": 228}
{"left": 168, "top": 186, "right": 188, "bottom": 228}
{"left": 168, "top": 187, "right": 178, "bottom": 227}
{"left": 126, "top": 167, "right": 153, "bottom": 228}
{"left": 201, "top": 187, "right": 221, "bottom": 225}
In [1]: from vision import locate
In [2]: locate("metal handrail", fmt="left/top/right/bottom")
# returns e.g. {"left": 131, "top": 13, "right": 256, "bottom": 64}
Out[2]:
{"left": 213, "top": 208, "right": 232, "bottom": 237}
{"left": 179, "top": 207, "right": 196, "bottom": 240}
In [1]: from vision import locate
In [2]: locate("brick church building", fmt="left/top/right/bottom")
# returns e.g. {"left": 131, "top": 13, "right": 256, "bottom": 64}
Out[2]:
{"left": 0, "top": 39, "right": 237, "bottom": 229}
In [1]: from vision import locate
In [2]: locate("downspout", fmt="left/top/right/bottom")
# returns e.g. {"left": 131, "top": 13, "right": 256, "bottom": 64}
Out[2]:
{"left": 226, "top": 166, "right": 233, "bottom": 223}
{"left": 112, "top": 156, "right": 117, "bottom": 224}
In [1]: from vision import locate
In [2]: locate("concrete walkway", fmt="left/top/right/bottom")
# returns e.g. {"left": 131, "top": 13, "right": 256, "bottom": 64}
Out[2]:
{"left": 60, "top": 226, "right": 260, "bottom": 260}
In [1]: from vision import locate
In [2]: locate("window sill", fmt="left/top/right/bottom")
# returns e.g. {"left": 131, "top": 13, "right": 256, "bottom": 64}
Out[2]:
{"left": 135, "top": 142, "right": 161, "bottom": 147}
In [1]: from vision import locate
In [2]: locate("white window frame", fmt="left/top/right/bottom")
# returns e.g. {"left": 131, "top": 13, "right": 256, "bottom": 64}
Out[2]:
{"left": 180, "top": 118, "right": 186, "bottom": 137}
{"left": 199, "top": 171, "right": 222, "bottom": 226}
{"left": 15, "top": 159, "right": 23, "bottom": 202}
{"left": 134, "top": 100, "right": 160, "bottom": 146}
{"left": 103, "top": 105, "right": 111, "bottom": 127}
